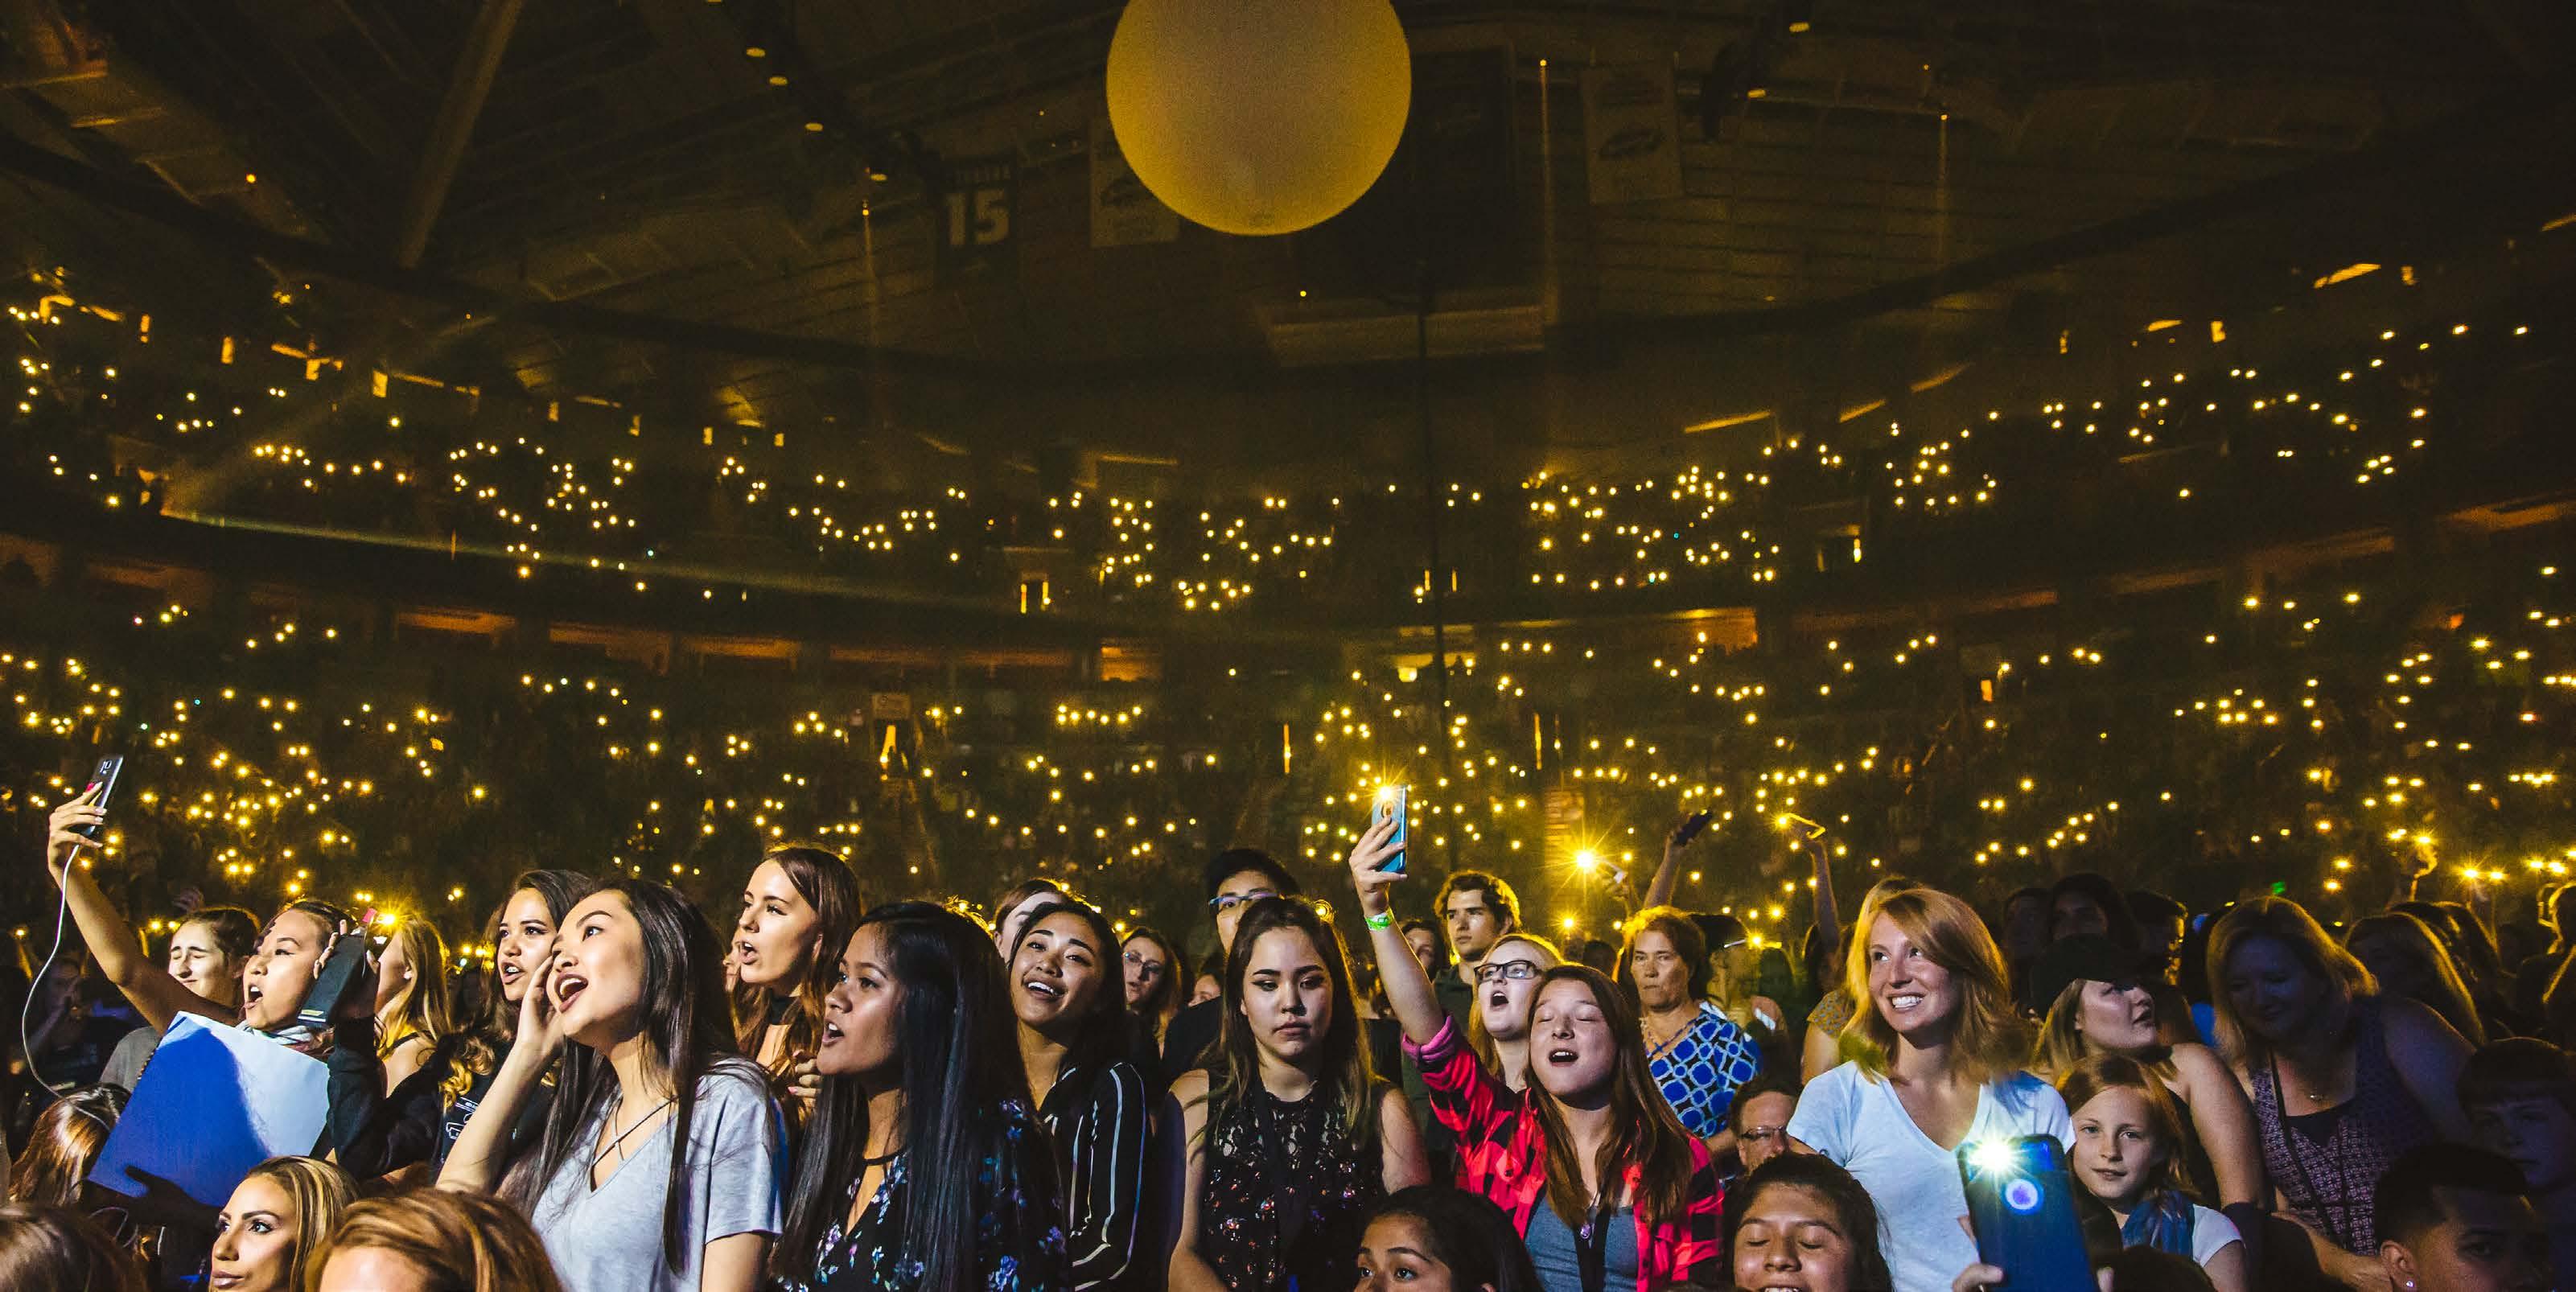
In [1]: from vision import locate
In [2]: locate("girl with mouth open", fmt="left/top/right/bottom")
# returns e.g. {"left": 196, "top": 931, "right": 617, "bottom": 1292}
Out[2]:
{"left": 2208, "top": 896, "right": 2471, "bottom": 1289}
{"left": 438, "top": 881, "right": 783, "bottom": 1292}
{"left": 729, "top": 845, "right": 864, "bottom": 1131}
{"left": 1169, "top": 890, "right": 1428, "bottom": 1292}
{"left": 1347, "top": 814, "right": 1720, "bottom": 1292}
{"left": 1010, "top": 898, "right": 1152, "bottom": 1291}
{"left": 1784, "top": 888, "right": 2070, "bottom": 1292}
{"left": 772, "top": 901, "right": 1067, "bottom": 1292}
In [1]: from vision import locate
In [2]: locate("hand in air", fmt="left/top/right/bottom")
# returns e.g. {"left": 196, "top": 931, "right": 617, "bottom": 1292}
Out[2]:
{"left": 1345, "top": 813, "right": 1406, "bottom": 921}
{"left": 43, "top": 784, "right": 105, "bottom": 882}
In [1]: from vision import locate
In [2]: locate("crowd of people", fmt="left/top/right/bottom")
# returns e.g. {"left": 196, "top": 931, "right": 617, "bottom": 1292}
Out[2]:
{"left": 6, "top": 768, "right": 2571, "bottom": 1292}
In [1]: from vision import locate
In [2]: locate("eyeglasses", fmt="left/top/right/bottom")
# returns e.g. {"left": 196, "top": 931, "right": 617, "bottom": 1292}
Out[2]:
{"left": 1740, "top": 1124, "right": 1787, "bottom": 1142}
{"left": 1473, "top": 961, "right": 1542, "bottom": 984}
{"left": 1122, "top": 949, "right": 1166, "bottom": 977}
{"left": 1208, "top": 889, "right": 1278, "bottom": 915}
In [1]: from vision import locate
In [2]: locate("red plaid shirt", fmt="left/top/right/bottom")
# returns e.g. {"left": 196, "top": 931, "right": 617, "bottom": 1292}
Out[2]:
{"left": 1403, "top": 1018, "right": 1723, "bottom": 1290}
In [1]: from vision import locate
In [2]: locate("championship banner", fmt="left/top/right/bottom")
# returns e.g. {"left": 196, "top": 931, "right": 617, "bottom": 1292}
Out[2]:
{"left": 934, "top": 154, "right": 1018, "bottom": 286}
{"left": 1089, "top": 115, "right": 1179, "bottom": 248}
{"left": 1582, "top": 64, "right": 1685, "bottom": 204}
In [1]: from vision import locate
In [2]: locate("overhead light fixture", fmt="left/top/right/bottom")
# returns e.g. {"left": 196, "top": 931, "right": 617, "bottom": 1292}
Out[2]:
{"left": 744, "top": 45, "right": 766, "bottom": 58}
{"left": 804, "top": 121, "right": 824, "bottom": 132}
{"left": 767, "top": 74, "right": 788, "bottom": 86}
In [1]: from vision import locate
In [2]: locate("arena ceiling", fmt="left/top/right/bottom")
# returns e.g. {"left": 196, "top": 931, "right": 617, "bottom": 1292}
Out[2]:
{"left": 2, "top": 0, "right": 2573, "bottom": 456}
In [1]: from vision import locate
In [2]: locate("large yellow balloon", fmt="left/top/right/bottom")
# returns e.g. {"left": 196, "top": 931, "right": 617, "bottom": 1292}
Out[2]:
{"left": 1105, "top": 0, "right": 1411, "bottom": 237}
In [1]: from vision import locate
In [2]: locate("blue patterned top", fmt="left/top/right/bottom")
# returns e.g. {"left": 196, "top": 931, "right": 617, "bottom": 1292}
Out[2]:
{"left": 783, "top": 1098, "right": 1065, "bottom": 1292}
{"left": 1648, "top": 1002, "right": 1763, "bottom": 1138}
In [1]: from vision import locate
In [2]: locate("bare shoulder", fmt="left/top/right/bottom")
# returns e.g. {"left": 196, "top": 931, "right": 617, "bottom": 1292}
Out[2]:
{"left": 2378, "top": 995, "right": 2467, "bottom": 1049}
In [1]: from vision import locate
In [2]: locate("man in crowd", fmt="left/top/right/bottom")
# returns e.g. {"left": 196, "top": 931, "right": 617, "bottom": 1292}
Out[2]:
{"left": 1429, "top": 870, "right": 1519, "bottom": 1039}
{"left": 1399, "top": 917, "right": 1448, "bottom": 979}
{"left": 2462, "top": 1038, "right": 2576, "bottom": 1283}
{"left": 2374, "top": 1143, "right": 2553, "bottom": 1292}
{"left": 1155, "top": 847, "right": 1301, "bottom": 1089}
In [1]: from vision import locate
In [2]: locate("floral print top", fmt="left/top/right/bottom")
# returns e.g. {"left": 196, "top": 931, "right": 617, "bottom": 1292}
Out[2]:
{"left": 781, "top": 1098, "right": 1065, "bottom": 1292}
{"left": 1201, "top": 1084, "right": 1385, "bottom": 1292}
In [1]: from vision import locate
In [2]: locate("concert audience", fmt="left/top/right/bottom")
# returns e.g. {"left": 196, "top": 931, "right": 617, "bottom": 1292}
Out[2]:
{"left": 1120, "top": 927, "right": 1185, "bottom": 1053}
{"left": 1009, "top": 897, "right": 1150, "bottom": 1291}
{"left": 1723, "top": 1153, "right": 1894, "bottom": 1292}
{"left": 1349, "top": 816, "right": 1718, "bottom": 1291}
{"left": 1430, "top": 871, "right": 1519, "bottom": 1039}
{"left": 2371, "top": 1143, "right": 2552, "bottom": 1292}
{"left": 1726, "top": 1070, "right": 1801, "bottom": 1176}
{"left": 729, "top": 845, "right": 865, "bottom": 1126}
{"left": 1356, "top": 1186, "right": 1545, "bottom": 1292}
{"left": 309, "top": 1187, "right": 565, "bottom": 1292}
{"left": 1154, "top": 847, "right": 1301, "bottom": 1090}
{"left": 1623, "top": 906, "right": 1763, "bottom": 1148}
{"left": 2059, "top": 1055, "right": 2248, "bottom": 1291}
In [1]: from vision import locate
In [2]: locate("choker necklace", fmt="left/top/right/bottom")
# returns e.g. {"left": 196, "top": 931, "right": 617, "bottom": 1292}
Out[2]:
{"left": 589, "top": 1095, "right": 676, "bottom": 1169}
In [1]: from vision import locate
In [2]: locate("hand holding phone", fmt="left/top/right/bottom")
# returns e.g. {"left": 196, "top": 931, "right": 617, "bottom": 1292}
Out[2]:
{"left": 75, "top": 756, "right": 124, "bottom": 841}
{"left": 301, "top": 916, "right": 377, "bottom": 1031}
{"left": 1672, "top": 809, "right": 1715, "bottom": 849}
{"left": 1956, "top": 1135, "right": 2092, "bottom": 1292}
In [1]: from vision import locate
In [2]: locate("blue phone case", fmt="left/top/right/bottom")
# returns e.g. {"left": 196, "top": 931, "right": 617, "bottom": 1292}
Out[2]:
{"left": 1957, "top": 1135, "right": 2092, "bottom": 1292}
{"left": 1373, "top": 788, "right": 1408, "bottom": 874}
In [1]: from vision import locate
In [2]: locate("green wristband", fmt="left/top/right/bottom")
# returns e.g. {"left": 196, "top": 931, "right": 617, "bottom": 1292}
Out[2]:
{"left": 1364, "top": 910, "right": 1394, "bottom": 930}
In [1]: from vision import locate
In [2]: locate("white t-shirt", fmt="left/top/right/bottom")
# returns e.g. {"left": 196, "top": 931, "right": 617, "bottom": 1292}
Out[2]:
{"left": 1786, "top": 1061, "right": 2073, "bottom": 1292}
{"left": 2190, "top": 1204, "right": 2243, "bottom": 1266}
{"left": 527, "top": 1063, "right": 784, "bottom": 1292}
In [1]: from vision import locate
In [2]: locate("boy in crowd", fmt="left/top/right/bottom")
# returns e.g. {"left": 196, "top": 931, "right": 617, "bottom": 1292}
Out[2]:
{"left": 2461, "top": 1037, "right": 2576, "bottom": 1282}
{"left": 2374, "top": 1142, "right": 2553, "bottom": 1292}
{"left": 1429, "top": 870, "right": 1519, "bottom": 1038}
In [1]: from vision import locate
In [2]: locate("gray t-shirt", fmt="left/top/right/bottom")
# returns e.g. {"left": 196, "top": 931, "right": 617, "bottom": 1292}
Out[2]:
{"left": 1525, "top": 1202, "right": 1639, "bottom": 1292}
{"left": 527, "top": 1062, "right": 784, "bottom": 1292}
{"left": 101, "top": 1024, "right": 158, "bottom": 1092}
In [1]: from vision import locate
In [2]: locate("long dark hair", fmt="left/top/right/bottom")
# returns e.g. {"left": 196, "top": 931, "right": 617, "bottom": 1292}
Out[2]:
{"left": 1366, "top": 1186, "right": 1545, "bottom": 1292}
{"left": 1011, "top": 898, "right": 1133, "bottom": 1085}
{"left": 1204, "top": 896, "right": 1382, "bottom": 1148}
{"left": 1722, "top": 1154, "right": 1895, "bottom": 1291}
{"left": 1523, "top": 965, "right": 1698, "bottom": 1228}
{"left": 776, "top": 902, "right": 1039, "bottom": 1292}
{"left": 463, "top": 869, "right": 599, "bottom": 1076}
{"left": 1123, "top": 925, "right": 1185, "bottom": 1036}
{"left": 729, "top": 846, "right": 865, "bottom": 1081}
{"left": 504, "top": 880, "right": 745, "bottom": 1275}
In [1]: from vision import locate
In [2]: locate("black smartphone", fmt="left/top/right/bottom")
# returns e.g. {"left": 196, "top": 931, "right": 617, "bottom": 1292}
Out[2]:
{"left": 298, "top": 908, "right": 375, "bottom": 1031}
{"left": 75, "top": 755, "right": 124, "bottom": 841}
{"left": 1674, "top": 808, "right": 1715, "bottom": 846}
{"left": 1371, "top": 785, "right": 1409, "bottom": 874}
{"left": 1957, "top": 1135, "right": 2093, "bottom": 1292}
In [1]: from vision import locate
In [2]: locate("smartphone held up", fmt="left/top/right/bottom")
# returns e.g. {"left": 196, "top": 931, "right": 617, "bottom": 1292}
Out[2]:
{"left": 1369, "top": 784, "right": 1409, "bottom": 874}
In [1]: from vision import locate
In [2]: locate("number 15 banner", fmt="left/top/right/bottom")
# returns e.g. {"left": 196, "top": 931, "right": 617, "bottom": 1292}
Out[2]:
{"left": 935, "top": 154, "right": 1018, "bottom": 287}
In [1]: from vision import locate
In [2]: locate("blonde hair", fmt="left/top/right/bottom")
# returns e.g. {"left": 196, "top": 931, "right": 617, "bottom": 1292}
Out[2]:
{"left": 304, "top": 1187, "right": 563, "bottom": 1292}
{"left": 1838, "top": 887, "right": 2029, "bottom": 1084}
{"left": 2058, "top": 1054, "right": 2192, "bottom": 1197}
{"left": 1465, "top": 932, "right": 1565, "bottom": 1072}
{"left": 2205, "top": 896, "right": 2374, "bottom": 1067}
{"left": 2031, "top": 981, "right": 2179, "bottom": 1084}
{"left": 376, "top": 920, "right": 457, "bottom": 1101}
{"left": 237, "top": 1157, "right": 356, "bottom": 1292}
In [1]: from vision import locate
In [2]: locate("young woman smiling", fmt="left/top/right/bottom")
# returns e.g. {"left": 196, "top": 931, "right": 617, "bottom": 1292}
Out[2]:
{"left": 2208, "top": 896, "right": 2470, "bottom": 1288}
{"left": 730, "top": 845, "right": 864, "bottom": 1125}
{"left": 100, "top": 906, "right": 257, "bottom": 1090}
{"left": 206, "top": 1156, "right": 354, "bottom": 1292}
{"left": 1723, "top": 1154, "right": 1893, "bottom": 1292}
{"left": 774, "top": 902, "right": 1066, "bottom": 1292}
{"left": 1171, "top": 892, "right": 1428, "bottom": 1292}
{"left": 1011, "top": 899, "right": 1151, "bottom": 1291}
{"left": 1784, "top": 887, "right": 2070, "bottom": 1292}
{"left": 1348, "top": 818, "right": 1718, "bottom": 1292}
{"left": 439, "top": 880, "right": 783, "bottom": 1292}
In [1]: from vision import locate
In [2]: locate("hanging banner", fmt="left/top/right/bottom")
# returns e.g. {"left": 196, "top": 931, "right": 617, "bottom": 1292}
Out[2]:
{"left": 1582, "top": 64, "right": 1685, "bottom": 204}
{"left": 1089, "top": 115, "right": 1179, "bottom": 248}
{"left": 934, "top": 154, "right": 1018, "bottom": 286}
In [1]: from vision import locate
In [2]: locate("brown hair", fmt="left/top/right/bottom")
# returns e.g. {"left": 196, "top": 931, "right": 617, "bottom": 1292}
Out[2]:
{"left": 2056, "top": 1053, "right": 2191, "bottom": 1195}
{"left": 1204, "top": 897, "right": 1385, "bottom": 1148}
{"left": 2344, "top": 911, "right": 2486, "bottom": 1047}
{"left": 1616, "top": 906, "right": 1710, "bottom": 1005}
{"left": 729, "top": 845, "right": 865, "bottom": 1096}
{"left": 9, "top": 1084, "right": 124, "bottom": 1205}
{"left": 232, "top": 1156, "right": 357, "bottom": 1292}
{"left": 376, "top": 919, "right": 460, "bottom": 1095}
{"left": 1466, "top": 932, "right": 1565, "bottom": 1072}
{"left": 1839, "top": 888, "right": 2029, "bottom": 1084}
{"left": 304, "top": 1187, "right": 565, "bottom": 1292}
{"left": 2205, "top": 896, "right": 2374, "bottom": 1067}
{"left": 0, "top": 1202, "right": 144, "bottom": 1292}
{"left": 2031, "top": 981, "right": 2179, "bottom": 1085}
{"left": 1524, "top": 966, "right": 1701, "bottom": 1228}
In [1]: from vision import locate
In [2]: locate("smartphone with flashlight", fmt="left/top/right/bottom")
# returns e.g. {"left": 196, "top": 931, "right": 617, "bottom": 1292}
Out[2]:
{"left": 1371, "top": 785, "right": 1409, "bottom": 874}
{"left": 1778, "top": 811, "right": 1826, "bottom": 841}
{"left": 75, "top": 755, "right": 124, "bottom": 841}
{"left": 299, "top": 907, "right": 377, "bottom": 1031}
{"left": 1674, "top": 808, "right": 1715, "bottom": 846}
{"left": 1957, "top": 1135, "right": 2092, "bottom": 1292}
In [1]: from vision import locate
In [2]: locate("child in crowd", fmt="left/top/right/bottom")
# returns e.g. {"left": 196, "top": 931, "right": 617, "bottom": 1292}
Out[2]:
{"left": 2058, "top": 1055, "right": 2246, "bottom": 1292}
{"left": 2460, "top": 1037, "right": 2576, "bottom": 1285}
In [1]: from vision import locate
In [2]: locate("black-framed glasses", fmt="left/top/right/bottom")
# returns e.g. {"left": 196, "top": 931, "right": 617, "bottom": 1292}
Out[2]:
{"left": 1208, "top": 889, "right": 1278, "bottom": 915}
{"left": 1473, "top": 961, "right": 1541, "bottom": 985}
{"left": 1122, "top": 948, "right": 1167, "bottom": 977}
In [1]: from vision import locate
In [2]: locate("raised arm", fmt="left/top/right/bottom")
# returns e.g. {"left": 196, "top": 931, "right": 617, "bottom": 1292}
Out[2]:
{"left": 437, "top": 960, "right": 566, "bottom": 1192}
{"left": 1345, "top": 815, "right": 1445, "bottom": 1047}
{"left": 1644, "top": 814, "right": 1702, "bottom": 911}
{"left": 43, "top": 788, "right": 234, "bottom": 1033}
{"left": 1801, "top": 827, "right": 1839, "bottom": 952}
